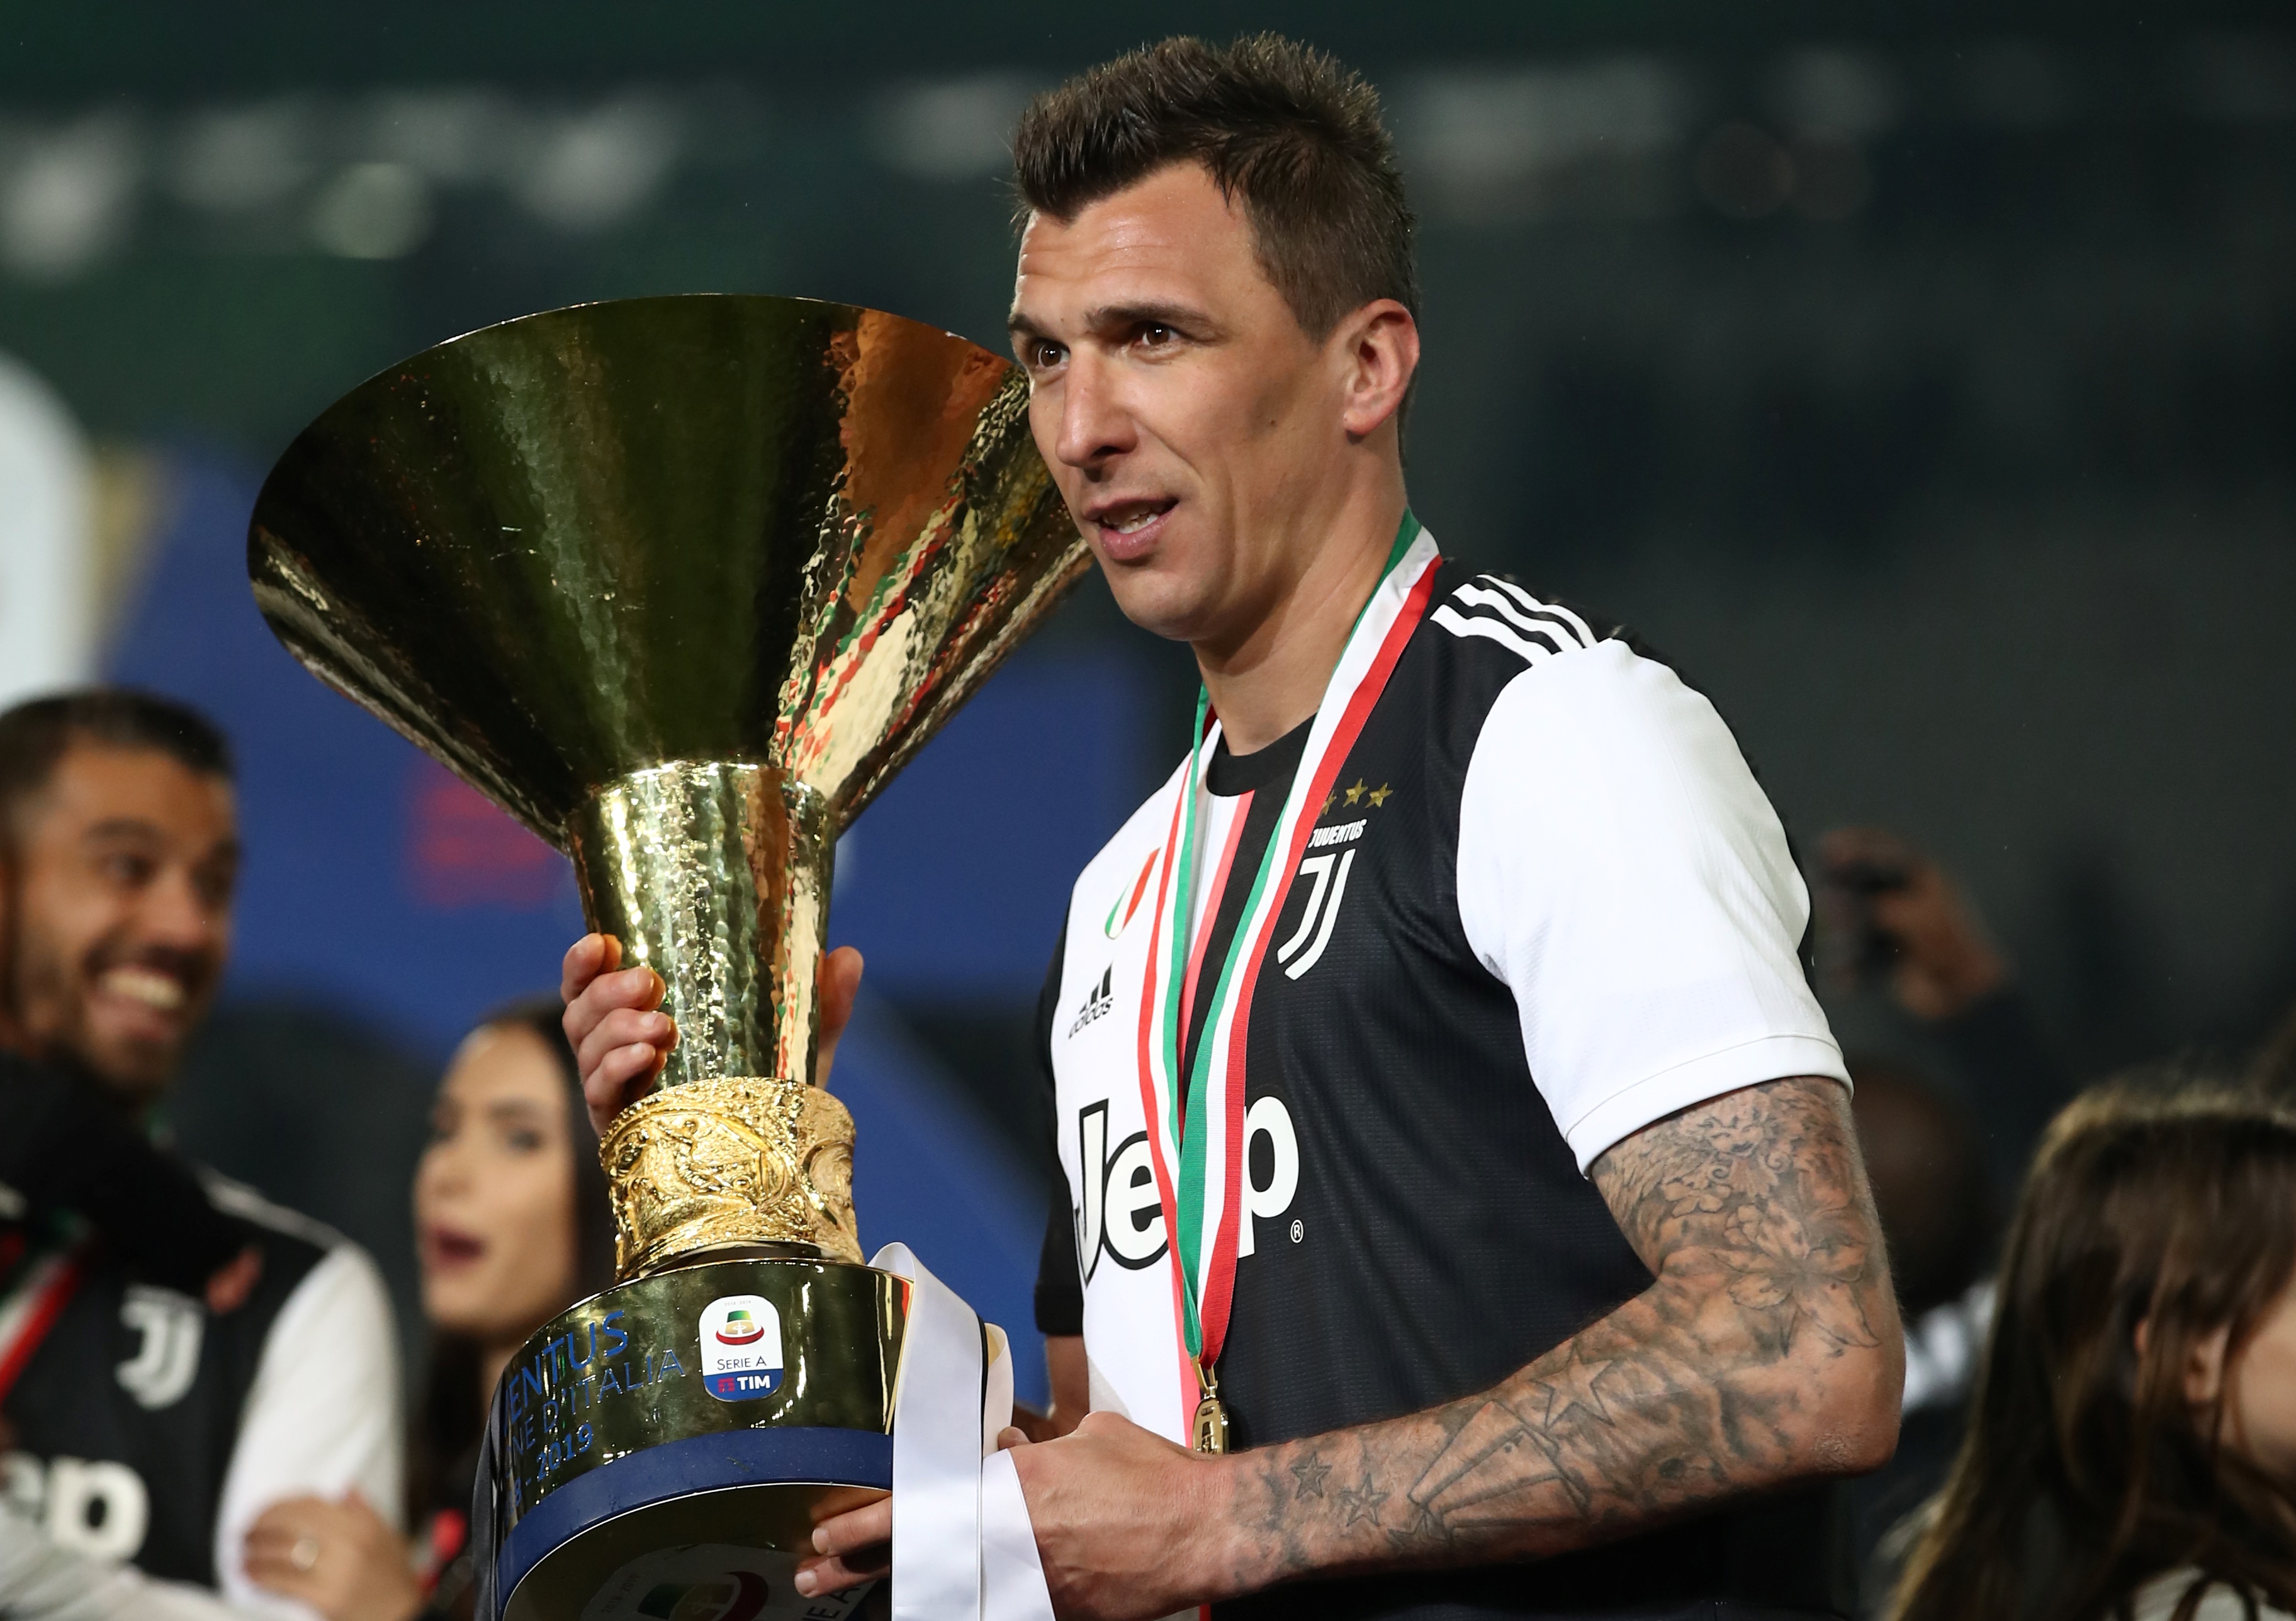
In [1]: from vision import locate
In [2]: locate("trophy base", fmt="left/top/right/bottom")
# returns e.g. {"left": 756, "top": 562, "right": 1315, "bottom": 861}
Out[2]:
{"left": 490, "top": 1255, "right": 904, "bottom": 1620}
{"left": 504, "top": 1481, "right": 884, "bottom": 1621}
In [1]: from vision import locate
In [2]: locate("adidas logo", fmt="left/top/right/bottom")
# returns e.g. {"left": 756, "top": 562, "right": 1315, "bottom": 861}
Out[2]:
{"left": 1067, "top": 965, "right": 1115, "bottom": 1038}
{"left": 1430, "top": 575, "right": 1595, "bottom": 665}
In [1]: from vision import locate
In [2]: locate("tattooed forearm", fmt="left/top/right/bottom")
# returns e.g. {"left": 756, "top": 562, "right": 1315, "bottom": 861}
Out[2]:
{"left": 1210, "top": 1075, "right": 1902, "bottom": 1595}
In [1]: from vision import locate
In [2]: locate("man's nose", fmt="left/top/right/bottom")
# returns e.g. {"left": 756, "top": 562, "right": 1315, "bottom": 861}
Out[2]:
{"left": 1052, "top": 352, "right": 1135, "bottom": 470}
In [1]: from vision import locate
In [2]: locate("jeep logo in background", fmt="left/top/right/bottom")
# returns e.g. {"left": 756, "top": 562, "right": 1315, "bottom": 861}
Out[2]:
{"left": 0, "top": 1454, "right": 149, "bottom": 1561}
{"left": 1072, "top": 1096, "right": 1301, "bottom": 1281}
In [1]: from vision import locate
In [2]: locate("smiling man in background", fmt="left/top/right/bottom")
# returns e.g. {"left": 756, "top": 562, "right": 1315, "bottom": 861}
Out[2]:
{"left": 0, "top": 690, "right": 399, "bottom": 1618}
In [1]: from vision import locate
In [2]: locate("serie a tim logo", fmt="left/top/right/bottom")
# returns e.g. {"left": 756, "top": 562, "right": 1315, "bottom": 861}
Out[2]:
{"left": 699, "top": 1295, "right": 784, "bottom": 1402}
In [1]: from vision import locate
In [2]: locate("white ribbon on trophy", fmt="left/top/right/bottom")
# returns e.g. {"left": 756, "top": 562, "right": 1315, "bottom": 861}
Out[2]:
{"left": 870, "top": 1243, "right": 1053, "bottom": 1621}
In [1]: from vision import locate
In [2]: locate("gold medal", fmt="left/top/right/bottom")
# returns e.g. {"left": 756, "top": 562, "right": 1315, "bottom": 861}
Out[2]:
{"left": 1191, "top": 1364, "right": 1230, "bottom": 1454}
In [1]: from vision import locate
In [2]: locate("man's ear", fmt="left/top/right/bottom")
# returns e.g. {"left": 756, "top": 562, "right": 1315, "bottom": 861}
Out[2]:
{"left": 2137, "top": 1316, "right": 2234, "bottom": 1406}
{"left": 1336, "top": 299, "right": 1419, "bottom": 442}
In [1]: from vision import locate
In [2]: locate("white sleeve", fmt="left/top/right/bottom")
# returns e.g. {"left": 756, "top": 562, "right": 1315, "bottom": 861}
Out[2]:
{"left": 0, "top": 1510, "right": 268, "bottom": 1621}
{"left": 209, "top": 1245, "right": 403, "bottom": 1619}
{"left": 1457, "top": 638, "right": 1848, "bottom": 1172}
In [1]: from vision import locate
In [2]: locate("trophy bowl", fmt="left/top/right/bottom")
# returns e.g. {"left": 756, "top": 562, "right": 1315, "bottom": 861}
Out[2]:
{"left": 247, "top": 294, "right": 1086, "bottom": 1618}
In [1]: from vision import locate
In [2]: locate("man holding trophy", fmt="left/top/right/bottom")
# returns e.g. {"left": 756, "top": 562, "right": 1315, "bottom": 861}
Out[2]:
{"left": 250, "top": 24, "right": 1899, "bottom": 1621}
{"left": 561, "top": 33, "right": 1905, "bottom": 1621}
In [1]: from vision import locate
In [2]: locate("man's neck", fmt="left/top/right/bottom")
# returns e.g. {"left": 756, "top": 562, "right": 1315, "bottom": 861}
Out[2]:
{"left": 1195, "top": 491, "right": 1408, "bottom": 754}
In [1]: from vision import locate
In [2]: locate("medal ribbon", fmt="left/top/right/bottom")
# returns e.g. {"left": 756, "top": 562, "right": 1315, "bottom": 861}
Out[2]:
{"left": 1132, "top": 513, "right": 1440, "bottom": 1389}
{"left": 0, "top": 1237, "right": 86, "bottom": 1402}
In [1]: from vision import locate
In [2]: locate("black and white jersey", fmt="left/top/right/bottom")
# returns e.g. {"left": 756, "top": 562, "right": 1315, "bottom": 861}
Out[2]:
{"left": 0, "top": 1175, "right": 401, "bottom": 1615}
{"left": 1036, "top": 531, "right": 1854, "bottom": 1620}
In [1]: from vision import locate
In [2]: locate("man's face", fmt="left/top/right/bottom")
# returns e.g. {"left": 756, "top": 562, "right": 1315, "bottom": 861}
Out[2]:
{"left": 1010, "top": 162, "right": 1366, "bottom": 651}
{"left": 3, "top": 745, "right": 239, "bottom": 1104}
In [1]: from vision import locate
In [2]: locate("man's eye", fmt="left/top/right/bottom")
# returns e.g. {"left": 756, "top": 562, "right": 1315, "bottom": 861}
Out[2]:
{"left": 505, "top": 1127, "right": 546, "bottom": 1153}
{"left": 1139, "top": 324, "right": 1174, "bottom": 347}
{"left": 101, "top": 855, "right": 155, "bottom": 886}
{"left": 194, "top": 867, "right": 238, "bottom": 912}
{"left": 1032, "top": 341, "right": 1066, "bottom": 369}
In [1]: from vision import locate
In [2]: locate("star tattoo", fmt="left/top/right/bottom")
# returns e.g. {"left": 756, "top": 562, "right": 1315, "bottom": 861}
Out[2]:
{"left": 1539, "top": 1351, "right": 1616, "bottom": 1428}
{"left": 1335, "top": 1472, "right": 1390, "bottom": 1528}
{"left": 1290, "top": 1452, "right": 1332, "bottom": 1500}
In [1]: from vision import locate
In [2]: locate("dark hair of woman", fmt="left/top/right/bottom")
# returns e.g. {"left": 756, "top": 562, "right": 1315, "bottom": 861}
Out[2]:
{"left": 405, "top": 998, "right": 616, "bottom": 1612}
{"left": 1891, "top": 1085, "right": 2296, "bottom": 1621}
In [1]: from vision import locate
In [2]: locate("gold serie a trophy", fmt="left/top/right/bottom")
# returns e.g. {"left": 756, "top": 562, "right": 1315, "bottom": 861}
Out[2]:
{"left": 249, "top": 296, "right": 1087, "bottom": 1621}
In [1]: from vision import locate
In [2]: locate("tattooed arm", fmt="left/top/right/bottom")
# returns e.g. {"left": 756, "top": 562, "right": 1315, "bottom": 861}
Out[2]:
{"left": 1212, "top": 1074, "right": 1903, "bottom": 1593}
{"left": 791, "top": 1074, "right": 1903, "bottom": 1616}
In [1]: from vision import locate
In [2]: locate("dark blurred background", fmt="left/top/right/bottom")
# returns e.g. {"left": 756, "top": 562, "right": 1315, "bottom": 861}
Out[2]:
{"left": 3, "top": 0, "right": 2292, "bottom": 1409}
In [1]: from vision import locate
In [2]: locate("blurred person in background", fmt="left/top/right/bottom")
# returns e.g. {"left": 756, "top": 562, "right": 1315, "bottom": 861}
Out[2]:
{"left": 1842, "top": 1056, "right": 1996, "bottom": 1613}
{"left": 244, "top": 1001, "right": 614, "bottom": 1621}
{"left": 1891, "top": 1085, "right": 2296, "bottom": 1621}
{"left": 0, "top": 690, "right": 399, "bottom": 1618}
{"left": 0, "top": 1026, "right": 283, "bottom": 1618}
{"left": 0, "top": 1033, "right": 263, "bottom": 1313}
{"left": 1818, "top": 826, "right": 2074, "bottom": 1197}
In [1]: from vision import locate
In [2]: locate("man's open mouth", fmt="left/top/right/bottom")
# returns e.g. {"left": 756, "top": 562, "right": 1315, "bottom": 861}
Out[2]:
{"left": 1091, "top": 498, "right": 1177, "bottom": 536}
{"left": 97, "top": 965, "right": 188, "bottom": 1012}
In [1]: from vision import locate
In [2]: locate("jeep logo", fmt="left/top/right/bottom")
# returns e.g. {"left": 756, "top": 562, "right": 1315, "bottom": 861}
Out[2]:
{"left": 1072, "top": 1096, "right": 1300, "bottom": 1281}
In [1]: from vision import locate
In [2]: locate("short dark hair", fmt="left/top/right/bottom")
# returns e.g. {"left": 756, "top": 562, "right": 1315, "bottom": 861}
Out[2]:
{"left": 0, "top": 689, "right": 234, "bottom": 829}
{"left": 1013, "top": 34, "right": 1419, "bottom": 340}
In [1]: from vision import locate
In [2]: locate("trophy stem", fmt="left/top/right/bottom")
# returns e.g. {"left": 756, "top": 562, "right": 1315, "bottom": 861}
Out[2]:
{"left": 568, "top": 764, "right": 858, "bottom": 1277}
{"left": 568, "top": 762, "right": 833, "bottom": 1088}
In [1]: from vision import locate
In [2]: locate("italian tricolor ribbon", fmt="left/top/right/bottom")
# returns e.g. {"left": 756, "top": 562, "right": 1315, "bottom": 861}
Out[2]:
{"left": 0, "top": 1231, "right": 86, "bottom": 1402}
{"left": 1132, "top": 512, "right": 1441, "bottom": 1411}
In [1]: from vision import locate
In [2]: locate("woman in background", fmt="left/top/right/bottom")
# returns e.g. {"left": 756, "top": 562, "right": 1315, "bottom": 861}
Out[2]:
{"left": 242, "top": 1001, "right": 616, "bottom": 1621}
{"left": 1892, "top": 1086, "right": 2296, "bottom": 1621}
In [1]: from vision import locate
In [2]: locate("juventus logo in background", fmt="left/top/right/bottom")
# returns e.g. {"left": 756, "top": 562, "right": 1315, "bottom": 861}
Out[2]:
{"left": 1279, "top": 850, "right": 1355, "bottom": 979}
{"left": 116, "top": 1284, "right": 203, "bottom": 1411}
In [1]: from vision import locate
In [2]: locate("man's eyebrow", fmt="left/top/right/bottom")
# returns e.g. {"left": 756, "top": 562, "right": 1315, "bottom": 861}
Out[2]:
{"left": 81, "top": 817, "right": 164, "bottom": 843}
{"left": 1084, "top": 300, "right": 1215, "bottom": 335}
{"left": 485, "top": 1099, "right": 551, "bottom": 1122}
{"left": 1006, "top": 301, "right": 1220, "bottom": 342}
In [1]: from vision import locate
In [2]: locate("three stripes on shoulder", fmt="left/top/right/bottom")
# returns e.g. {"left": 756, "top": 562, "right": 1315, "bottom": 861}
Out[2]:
{"left": 1430, "top": 576, "right": 1597, "bottom": 663}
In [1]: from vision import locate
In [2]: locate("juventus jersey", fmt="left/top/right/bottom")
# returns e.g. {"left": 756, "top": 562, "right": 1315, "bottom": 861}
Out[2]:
{"left": 0, "top": 1174, "right": 400, "bottom": 1608}
{"left": 1035, "top": 533, "right": 1854, "bottom": 1620}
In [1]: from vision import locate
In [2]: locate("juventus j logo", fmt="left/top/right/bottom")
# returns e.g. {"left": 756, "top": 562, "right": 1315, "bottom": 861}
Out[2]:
{"left": 1278, "top": 850, "right": 1355, "bottom": 979}
{"left": 116, "top": 1285, "right": 203, "bottom": 1411}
